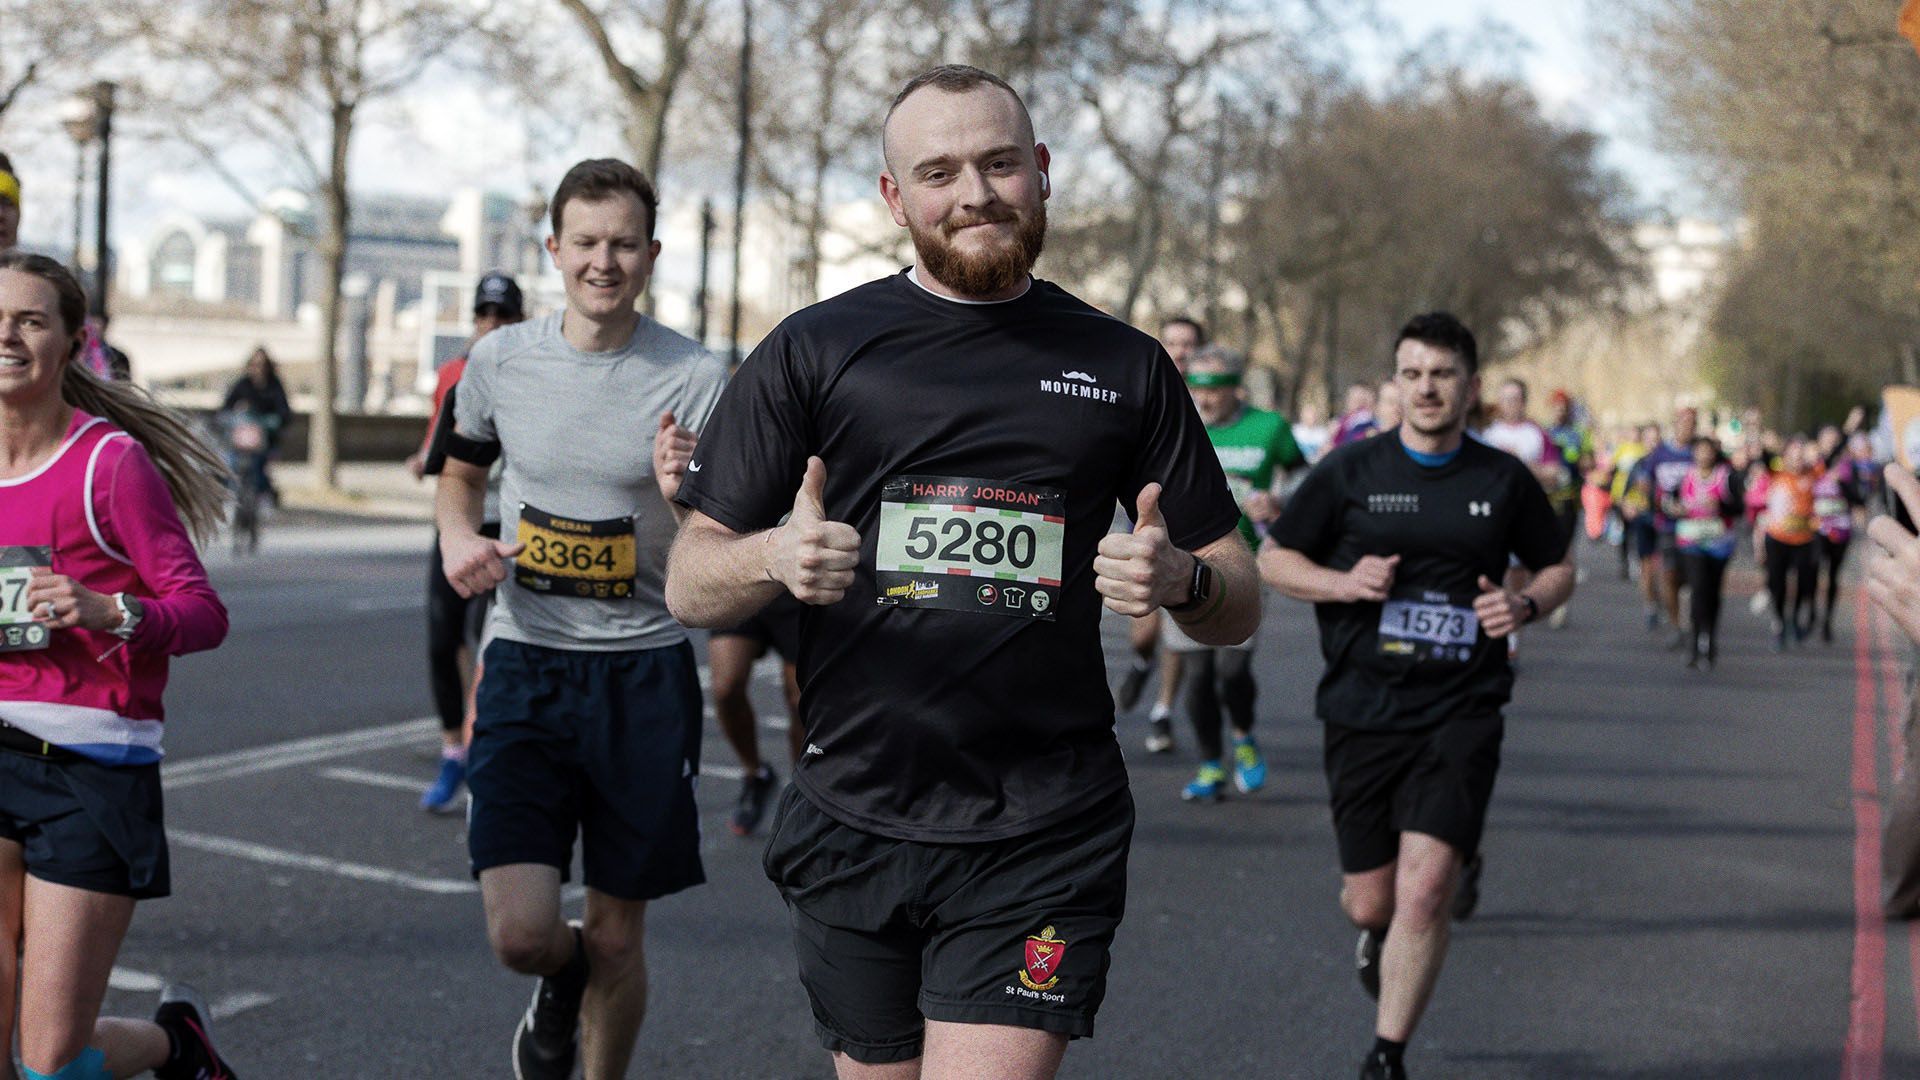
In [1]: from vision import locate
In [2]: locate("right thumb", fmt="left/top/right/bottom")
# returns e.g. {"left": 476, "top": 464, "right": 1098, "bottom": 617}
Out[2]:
{"left": 793, "top": 456, "right": 827, "bottom": 519}
{"left": 1383, "top": 555, "right": 1401, "bottom": 567}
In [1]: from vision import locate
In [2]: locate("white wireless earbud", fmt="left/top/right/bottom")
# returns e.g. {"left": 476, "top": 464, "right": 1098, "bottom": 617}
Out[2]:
{"left": 1039, "top": 173, "right": 1050, "bottom": 194}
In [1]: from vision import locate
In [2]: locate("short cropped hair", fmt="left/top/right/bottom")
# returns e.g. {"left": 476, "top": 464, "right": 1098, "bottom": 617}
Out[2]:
{"left": 1188, "top": 343, "right": 1245, "bottom": 376}
{"left": 550, "top": 158, "right": 659, "bottom": 240}
{"left": 883, "top": 65, "right": 1032, "bottom": 168}
{"left": 1161, "top": 315, "right": 1208, "bottom": 345}
{"left": 1393, "top": 311, "right": 1479, "bottom": 375}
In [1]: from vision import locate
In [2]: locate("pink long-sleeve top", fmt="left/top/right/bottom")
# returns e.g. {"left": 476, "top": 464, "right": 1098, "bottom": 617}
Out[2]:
{"left": 0, "top": 410, "right": 228, "bottom": 763}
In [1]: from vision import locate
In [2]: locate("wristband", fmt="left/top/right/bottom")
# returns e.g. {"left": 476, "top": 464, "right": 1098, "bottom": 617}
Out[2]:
{"left": 1520, "top": 594, "right": 1540, "bottom": 624}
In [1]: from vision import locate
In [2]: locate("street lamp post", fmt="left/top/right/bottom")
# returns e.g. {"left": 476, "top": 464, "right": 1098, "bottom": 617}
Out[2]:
{"left": 59, "top": 94, "right": 98, "bottom": 281}
{"left": 91, "top": 81, "right": 116, "bottom": 323}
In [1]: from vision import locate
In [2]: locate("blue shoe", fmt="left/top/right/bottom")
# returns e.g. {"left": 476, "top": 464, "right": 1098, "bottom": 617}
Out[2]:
{"left": 1181, "top": 761, "right": 1226, "bottom": 802}
{"left": 1232, "top": 736, "right": 1267, "bottom": 794}
{"left": 420, "top": 756, "right": 466, "bottom": 813}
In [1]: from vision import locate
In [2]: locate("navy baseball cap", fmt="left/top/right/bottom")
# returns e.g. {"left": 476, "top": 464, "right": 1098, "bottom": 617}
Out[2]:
{"left": 473, "top": 271, "right": 524, "bottom": 318}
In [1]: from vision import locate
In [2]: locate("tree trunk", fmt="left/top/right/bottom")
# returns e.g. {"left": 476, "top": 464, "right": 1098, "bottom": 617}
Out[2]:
{"left": 311, "top": 98, "right": 353, "bottom": 493}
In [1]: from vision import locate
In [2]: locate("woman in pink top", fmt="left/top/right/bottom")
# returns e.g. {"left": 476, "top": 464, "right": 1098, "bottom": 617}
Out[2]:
{"left": 0, "top": 253, "right": 238, "bottom": 1079}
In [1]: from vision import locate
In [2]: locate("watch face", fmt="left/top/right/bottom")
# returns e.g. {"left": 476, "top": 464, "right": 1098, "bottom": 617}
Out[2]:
{"left": 123, "top": 594, "right": 145, "bottom": 619}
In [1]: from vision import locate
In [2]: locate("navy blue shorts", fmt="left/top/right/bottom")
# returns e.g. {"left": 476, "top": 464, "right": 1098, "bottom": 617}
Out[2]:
{"left": 0, "top": 749, "right": 169, "bottom": 899}
{"left": 468, "top": 638, "right": 705, "bottom": 901}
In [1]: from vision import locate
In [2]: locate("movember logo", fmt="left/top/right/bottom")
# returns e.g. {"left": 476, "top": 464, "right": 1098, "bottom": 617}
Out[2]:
{"left": 1040, "top": 369, "right": 1119, "bottom": 404}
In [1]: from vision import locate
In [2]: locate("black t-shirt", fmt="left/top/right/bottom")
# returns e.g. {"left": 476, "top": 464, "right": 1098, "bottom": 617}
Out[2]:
{"left": 1267, "top": 432, "right": 1568, "bottom": 732}
{"left": 677, "top": 271, "right": 1240, "bottom": 842}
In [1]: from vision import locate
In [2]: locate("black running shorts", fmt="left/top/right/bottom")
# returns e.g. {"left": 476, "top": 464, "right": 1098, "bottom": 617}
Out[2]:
{"left": 467, "top": 638, "right": 705, "bottom": 900}
{"left": 713, "top": 593, "right": 803, "bottom": 664}
{"left": 0, "top": 748, "right": 169, "bottom": 898}
{"left": 1322, "top": 712, "right": 1504, "bottom": 874}
{"left": 763, "top": 785, "right": 1134, "bottom": 1064}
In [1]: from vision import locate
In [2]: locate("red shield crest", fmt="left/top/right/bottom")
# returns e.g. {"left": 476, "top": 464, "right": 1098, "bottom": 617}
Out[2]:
{"left": 1021, "top": 927, "right": 1067, "bottom": 990}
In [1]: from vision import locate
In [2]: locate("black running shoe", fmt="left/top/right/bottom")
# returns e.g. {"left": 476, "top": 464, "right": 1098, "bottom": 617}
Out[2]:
{"left": 730, "top": 764, "right": 778, "bottom": 837}
{"left": 154, "top": 982, "right": 238, "bottom": 1080}
{"left": 1359, "top": 1049, "right": 1409, "bottom": 1080}
{"left": 1451, "top": 853, "right": 1483, "bottom": 921}
{"left": 513, "top": 925, "right": 588, "bottom": 1080}
{"left": 1114, "top": 660, "right": 1151, "bottom": 712}
{"left": 1355, "top": 928, "right": 1382, "bottom": 1001}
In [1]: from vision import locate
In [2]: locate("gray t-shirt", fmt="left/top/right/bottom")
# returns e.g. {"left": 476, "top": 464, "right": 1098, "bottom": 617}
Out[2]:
{"left": 454, "top": 311, "right": 727, "bottom": 652}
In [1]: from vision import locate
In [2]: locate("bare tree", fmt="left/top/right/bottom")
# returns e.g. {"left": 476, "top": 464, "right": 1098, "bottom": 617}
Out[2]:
{"left": 539, "top": 0, "right": 709, "bottom": 183}
{"left": 132, "top": 0, "right": 484, "bottom": 489}
{"left": 0, "top": 0, "right": 107, "bottom": 131}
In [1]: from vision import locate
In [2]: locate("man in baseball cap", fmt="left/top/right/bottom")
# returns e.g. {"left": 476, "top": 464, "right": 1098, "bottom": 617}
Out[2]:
{"left": 410, "top": 270, "right": 528, "bottom": 812}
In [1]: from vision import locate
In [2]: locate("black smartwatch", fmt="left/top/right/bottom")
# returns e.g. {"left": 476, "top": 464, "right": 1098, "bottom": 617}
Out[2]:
{"left": 1519, "top": 594, "right": 1540, "bottom": 624}
{"left": 1166, "top": 553, "right": 1213, "bottom": 614}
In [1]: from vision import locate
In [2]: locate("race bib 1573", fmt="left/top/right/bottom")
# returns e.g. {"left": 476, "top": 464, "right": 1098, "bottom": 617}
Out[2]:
{"left": 0, "top": 547, "right": 52, "bottom": 652}
{"left": 874, "top": 475, "right": 1065, "bottom": 620}
{"left": 1377, "top": 588, "right": 1477, "bottom": 663}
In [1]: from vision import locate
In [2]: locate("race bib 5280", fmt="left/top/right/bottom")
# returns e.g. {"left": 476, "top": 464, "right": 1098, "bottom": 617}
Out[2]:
{"left": 0, "top": 546, "right": 52, "bottom": 652}
{"left": 875, "top": 476, "right": 1065, "bottom": 620}
{"left": 514, "top": 504, "right": 637, "bottom": 600}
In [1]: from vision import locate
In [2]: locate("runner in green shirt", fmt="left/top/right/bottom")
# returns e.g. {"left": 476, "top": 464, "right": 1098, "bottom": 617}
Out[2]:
{"left": 1166, "top": 344, "right": 1305, "bottom": 800}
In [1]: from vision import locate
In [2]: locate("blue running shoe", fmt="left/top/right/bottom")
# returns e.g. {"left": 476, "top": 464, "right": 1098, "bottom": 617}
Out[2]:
{"left": 1232, "top": 736, "right": 1267, "bottom": 794}
{"left": 1181, "top": 761, "right": 1226, "bottom": 802}
{"left": 421, "top": 755, "right": 466, "bottom": 814}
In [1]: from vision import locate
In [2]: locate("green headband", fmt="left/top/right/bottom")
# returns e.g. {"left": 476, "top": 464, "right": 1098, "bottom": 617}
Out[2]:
{"left": 1185, "top": 370, "right": 1241, "bottom": 388}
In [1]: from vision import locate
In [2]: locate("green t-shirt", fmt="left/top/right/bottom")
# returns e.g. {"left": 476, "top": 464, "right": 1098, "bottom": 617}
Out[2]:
{"left": 1207, "top": 406, "right": 1304, "bottom": 547}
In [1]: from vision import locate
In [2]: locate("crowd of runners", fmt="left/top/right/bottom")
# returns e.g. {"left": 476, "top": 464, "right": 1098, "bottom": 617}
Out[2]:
{"left": 0, "top": 62, "right": 1909, "bottom": 1080}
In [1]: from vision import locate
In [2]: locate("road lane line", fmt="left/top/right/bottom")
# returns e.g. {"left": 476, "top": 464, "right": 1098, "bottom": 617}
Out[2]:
{"left": 165, "top": 718, "right": 438, "bottom": 789}
{"left": 109, "top": 967, "right": 165, "bottom": 993}
{"left": 1845, "top": 597, "right": 1886, "bottom": 1080}
{"left": 111, "top": 968, "right": 277, "bottom": 1020}
{"left": 319, "top": 766, "right": 440, "bottom": 794}
{"left": 169, "top": 829, "right": 477, "bottom": 895}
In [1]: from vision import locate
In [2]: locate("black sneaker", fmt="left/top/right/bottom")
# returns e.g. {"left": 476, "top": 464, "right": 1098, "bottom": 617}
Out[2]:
{"left": 1359, "top": 1049, "right": 1409, "bottom": 1080}
{"left": 513, "top": 924, "right": 588, "bottom": 1080}
{"left": 729, "top": 764, "right": 778, "bottom": 837}
{"left": 1114, "top": 660, "right": 1151, "bottom": 712}
{"left": 154, "top": 982, "right": 238, "bottom": 1080}
{"left": 1355, "top": 928, "right": 1382, "bottom": 1001}
{"left": 1451, "top": 853, "right": 1483, "bottom": 921}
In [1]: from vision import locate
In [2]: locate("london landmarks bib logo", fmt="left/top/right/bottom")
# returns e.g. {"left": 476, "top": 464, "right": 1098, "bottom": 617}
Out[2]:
{"left": 1019, "top": 925, "right": 1068, "bottom": 991}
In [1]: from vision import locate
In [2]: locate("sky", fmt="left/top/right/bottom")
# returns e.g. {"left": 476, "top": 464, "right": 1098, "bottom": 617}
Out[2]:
{"left": 10, "top": 0, "right": 1702, "bottom": 256}
{"left": 1372, "top": 0, "right": 1694, "bottom": 211}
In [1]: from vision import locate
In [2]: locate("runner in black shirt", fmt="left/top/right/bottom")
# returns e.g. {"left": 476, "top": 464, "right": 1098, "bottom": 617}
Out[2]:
{"left": 667, "top": 65, "right": 1256, "bottom": 1079}
{"left": 1261, "top": 312, "right": 1574, "bottom": 1080}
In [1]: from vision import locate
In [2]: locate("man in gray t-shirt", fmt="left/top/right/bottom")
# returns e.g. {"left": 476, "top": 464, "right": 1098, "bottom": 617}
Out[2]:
{"left": 436, "top": 158, "right": 725, "bottom": 1080}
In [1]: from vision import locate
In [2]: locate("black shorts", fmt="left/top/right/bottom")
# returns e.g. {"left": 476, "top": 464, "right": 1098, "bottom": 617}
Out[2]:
{"left": 1628, "top": 518, "right": 1659, "bottom": 560}
{"left": 467, "top": 638, "right": 705, "bottom": 901}
{"left": 714, "top": 593, "right": 804, "bottom": 663}
{"left": 0, "top": 747, "right": 169, "bottom": 898}
{"left": 763, "top": 785, "right": 1134, "bottom": 1064}
{"left": 1322, "top": 713, "right": 1503, "bottom": 874}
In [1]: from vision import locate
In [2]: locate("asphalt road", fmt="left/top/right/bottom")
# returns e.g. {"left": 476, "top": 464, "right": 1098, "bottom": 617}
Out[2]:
{"left": 96, "top": 517, "right": 1919, "bottom": 1078}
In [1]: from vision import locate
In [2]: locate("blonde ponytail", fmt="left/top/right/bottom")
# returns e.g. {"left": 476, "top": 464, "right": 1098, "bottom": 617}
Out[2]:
{"left": 61, "top": 361, "right": 233, "bottom": 546}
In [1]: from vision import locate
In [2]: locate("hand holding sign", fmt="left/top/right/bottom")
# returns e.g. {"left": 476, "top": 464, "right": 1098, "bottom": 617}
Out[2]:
{"left": 1094, "top": 484, "right": 1192, "bottom": 617}
{"left": 1472, "top": 574, "right": 1527, "bottom": 638}
{"left": 771, "top": 457, "right": 862, "bottom": 605}
{"left": 653, "top": 410, "right": 699, "bottom": 504}
{"left": 1866, "top": 464, "right": 1920, "bottom": 646}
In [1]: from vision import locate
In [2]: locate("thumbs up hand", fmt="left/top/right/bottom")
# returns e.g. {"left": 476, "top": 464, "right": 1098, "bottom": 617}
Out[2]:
{"left": 1095, "top": 483, "right": 1195, "bottom": 617}
{"left": 1472, "top": 573, "right": 1528, "bottom": 638}
{"left": 653, "top": 410, "right": 699, "bottom": 504}
{"left": 769, "top": 456, "right": 862, "bottom": 605}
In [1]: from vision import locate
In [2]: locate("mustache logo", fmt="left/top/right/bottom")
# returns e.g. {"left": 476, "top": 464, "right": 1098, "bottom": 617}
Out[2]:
{"left": 1061, "top": 371, "right": 1096, "bottom": 384}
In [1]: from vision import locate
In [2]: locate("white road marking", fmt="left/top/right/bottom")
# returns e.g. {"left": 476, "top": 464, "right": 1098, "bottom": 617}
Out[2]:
{"left": 346, "top": 596, "right": 424, "bottom": 613}
{"left": 165, "top": 718, "right": 438, "bottom": 789}
{"left": 110, "top": 967, "right": 277, "bottom": 1019}
{"left": 169, "top": 829, "right": 477, "bottom": 895}
{"left": 319, "top": 765, "right": 437, "bottom": 794}
{"left": 109, "top": 967, "right": 165, "bottom": 992}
